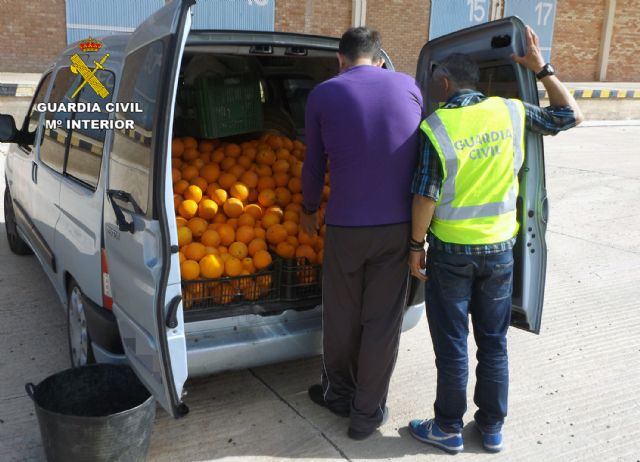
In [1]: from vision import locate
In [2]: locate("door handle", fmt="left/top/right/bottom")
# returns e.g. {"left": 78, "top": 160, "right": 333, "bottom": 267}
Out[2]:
{"left": 31, "top": 162, "right": 38, "bottom": 184}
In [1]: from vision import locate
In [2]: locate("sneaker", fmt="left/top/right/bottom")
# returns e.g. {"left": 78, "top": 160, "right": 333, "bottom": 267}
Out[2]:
{"left": 307, "top": 384, "right": 349, "bottom": 418}
{"left": 408, "top": 418, "right": 464, "bottom": 454}
{"left": 477, "top": 426, "right": 503, "bottom": 453}
{"left": 347, "top": 406, "right": 389, "bottom": 440}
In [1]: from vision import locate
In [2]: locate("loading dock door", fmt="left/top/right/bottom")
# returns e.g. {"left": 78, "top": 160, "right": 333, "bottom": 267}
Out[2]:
{"left": 429, "top": 0, "right": 492, "bottom": 40}
{"left": 504, "top": 0, "right": 557, "bottom": 62}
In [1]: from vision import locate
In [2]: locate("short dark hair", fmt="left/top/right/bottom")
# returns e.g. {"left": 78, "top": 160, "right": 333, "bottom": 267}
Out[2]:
{"left": 338, "top": 27, "right": 382, "bottom": 62}
{"left": 434, "top": 53, "right": 479, "bottom": 89}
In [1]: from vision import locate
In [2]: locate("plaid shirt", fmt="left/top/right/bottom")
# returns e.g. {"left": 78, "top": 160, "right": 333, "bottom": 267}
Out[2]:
{"left": 413, "top": 89, "right": 577, "bottom": 254}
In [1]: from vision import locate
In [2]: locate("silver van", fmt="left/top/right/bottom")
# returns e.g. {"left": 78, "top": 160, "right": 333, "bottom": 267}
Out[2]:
{"left": 1, "top": 1, "right": 546, "bottom": 418}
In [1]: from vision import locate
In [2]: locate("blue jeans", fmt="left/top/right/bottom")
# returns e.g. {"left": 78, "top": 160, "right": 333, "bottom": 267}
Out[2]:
{"left": 425, "top": 246, "right": 513, "bottom": 434}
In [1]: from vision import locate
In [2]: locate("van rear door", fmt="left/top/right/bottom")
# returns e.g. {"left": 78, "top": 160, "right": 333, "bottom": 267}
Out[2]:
{"left": 103, "top": 0, "right": 193, "bottom": 417}
{"left": 416, "top": 17, "right": 548, "bottom": 333}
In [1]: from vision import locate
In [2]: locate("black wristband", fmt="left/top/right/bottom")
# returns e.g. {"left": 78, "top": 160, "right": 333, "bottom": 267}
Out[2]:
{"left": 409, "top": 237, "right": 426, "bottom": 247}
{"left": 302, "top": 205, "right": 317, "bottom": 215}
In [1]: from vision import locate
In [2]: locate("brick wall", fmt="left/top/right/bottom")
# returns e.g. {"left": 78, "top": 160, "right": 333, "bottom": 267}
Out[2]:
{"left": 552, "top": 0, "right": 605, "bottom": 81}
{"left": 366, "top": 0, "right": 431, "bottom": 76}
{"left": 275, "top": 0, "right": 350, "bottom": 37}
{"left": 607, "top": 0, "right": 640, "bottom": 81}
{"left": 0, "top": 0, "right": 67, "bottom": 73}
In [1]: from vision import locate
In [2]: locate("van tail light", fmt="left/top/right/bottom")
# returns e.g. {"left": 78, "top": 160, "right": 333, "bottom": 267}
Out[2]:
{"left": 101, "top": 248, "right": 113, "bottom": 311}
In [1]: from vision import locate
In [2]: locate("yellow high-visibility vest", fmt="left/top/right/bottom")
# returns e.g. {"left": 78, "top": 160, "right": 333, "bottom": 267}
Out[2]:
{"left": 420, "top": 97, "right": 526, "bottom": 245}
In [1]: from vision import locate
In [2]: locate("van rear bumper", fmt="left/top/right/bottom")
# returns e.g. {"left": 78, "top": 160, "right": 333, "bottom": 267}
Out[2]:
{"left": 185, "top": 303, "right": 424, "bottom": 378}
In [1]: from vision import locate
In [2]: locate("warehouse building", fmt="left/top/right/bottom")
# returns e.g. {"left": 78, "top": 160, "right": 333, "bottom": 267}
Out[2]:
{"left": 1, "top": 0, "right": 638, "bottom": 82}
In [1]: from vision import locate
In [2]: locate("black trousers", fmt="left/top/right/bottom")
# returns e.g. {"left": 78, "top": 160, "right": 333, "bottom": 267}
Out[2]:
{"left": 320, "top": 223, "right": 410, "bottom": 432}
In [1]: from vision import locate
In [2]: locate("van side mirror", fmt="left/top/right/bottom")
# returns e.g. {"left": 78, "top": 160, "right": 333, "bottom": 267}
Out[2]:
{"left": 0, "top": 114, "right": 18, "bottom": 143}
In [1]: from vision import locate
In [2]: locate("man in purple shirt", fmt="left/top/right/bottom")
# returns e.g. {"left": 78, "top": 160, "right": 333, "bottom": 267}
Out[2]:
{"left": 301, "top": 27, "right": 423, "bottom": 440}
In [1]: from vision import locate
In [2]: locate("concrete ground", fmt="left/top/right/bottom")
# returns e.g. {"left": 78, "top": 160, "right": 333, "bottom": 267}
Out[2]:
{"left": 1, "top": 99, "right": 639, "bottom": 461}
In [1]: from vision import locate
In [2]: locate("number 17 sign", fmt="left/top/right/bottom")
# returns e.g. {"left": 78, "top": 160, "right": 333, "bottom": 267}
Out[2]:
{"left": 504, "top": 0, "right": 557, "bottom": 62}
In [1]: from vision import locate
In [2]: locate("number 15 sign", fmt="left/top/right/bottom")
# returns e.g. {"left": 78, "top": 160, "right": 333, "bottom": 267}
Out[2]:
{"left": 505, "top": 0, "right": 557, "bottom": 62}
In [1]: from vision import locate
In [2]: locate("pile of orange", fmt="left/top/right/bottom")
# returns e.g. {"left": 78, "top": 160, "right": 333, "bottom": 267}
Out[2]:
{"left": 172, "top": 133, "right": 329, "bottom": 306}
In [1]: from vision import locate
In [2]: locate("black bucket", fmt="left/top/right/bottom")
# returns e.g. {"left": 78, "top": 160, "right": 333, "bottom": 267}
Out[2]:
{"left": 26, "top": 364, "right": 156, "bottom": 462}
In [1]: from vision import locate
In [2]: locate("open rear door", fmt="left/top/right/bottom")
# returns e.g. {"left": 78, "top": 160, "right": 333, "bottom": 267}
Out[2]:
{"left": 103, "top": 0, "right": 193, "bottom": 416}
{"left": 416, "top": 17, "right": 547, "bottom": 333}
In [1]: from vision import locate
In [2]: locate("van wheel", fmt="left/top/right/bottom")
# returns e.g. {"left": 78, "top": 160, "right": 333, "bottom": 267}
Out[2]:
{"left": 4, "top": 188, "right": 32, "bottom": 255}
{"left": 67, "top": 283, "right": 95, "bottom": 367}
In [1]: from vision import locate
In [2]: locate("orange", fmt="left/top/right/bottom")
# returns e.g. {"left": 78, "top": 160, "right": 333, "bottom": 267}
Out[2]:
{"left": 229, "top": 182, "right": 249, "bottom": 202}
{"left": 283, "top": 220, "right": 298, "bottom": 236}
{"left": 286, "top": 235, "right": 299, "bottom": 248}
{"left": 223, "top": 198, "right": 244, "bottom": 218}
{"left": 244, "top": 204, "right": 263, "bottom": 220}
{"left": 237, "top": 155, "right": 252, "bottom": 169}
{"left": 172, "top": 138, "right": 184, "bottom": 158}
{"left": 199, "top": 254, "right": 224, "bottom": 279}
{"left": 173, "top": 194, "right": 182, "bottom": 211}
{"left": 272, "top": 159, "right": 290, "bottom": 173}
{"left": 276, "top": 148, "right": 291, "bottom": 161}
{"left": 198, "top": 199, "right": 218, "bottom": 220}
{"left": 285, "top": 203, "right": 302, "bottom": 214}
{"left": 322, "top": 185, "right": 331, "bottom": 200}
{"left": 213, "top": 215, "right": 226, "bottom": 226}
{"left": 292, "top": 193, "right": 303, "bottom": 204}
{"left": 236, "top": 225, "right": 255, "bottom": 244}
{"left": 218, "top": 172, "right": 237, "bottom": 190}
{"left": 187, "top": 217, "right": 208, "bottom": 238}
{"left": 247, "top": 188, "right": 258, "bottom": 203}
{"left": 254, "top": 227, "right": 266, "bottom": 240}
{"left": 176, "top": 216, "right": 188, "bottom": 228}
{"left": 200, "top": 163, "right": 220, "bottom": 183}
{"left": 293, "top": 140, "right": 305, "bottom": 151}
{"left": 220, "top": 156, "right": 236, "bottom": 171}
{"left": 298, "top": 230, "right": 317, "bottom": 246}
{"left": 237, "top": 213, "right": 256, "bottom": 227}
{"left": 273, "top": 172, "right": 289, "bottom": 188}
{"left": 181, "top": 165, "right": 199, "bottom": 182}
{"left": 218, "top": 246, "right": 228, "bottom": 255}
{"left": 257, "top": 176, "right": 276, "bottom": 192}
{"left": 214, "top": 283, "right": 236, "bottom": 304}
{"left": 204, "top": 246, "right": 218, "bottom": 256}
{"left": 275, "top": 187, "right": 292, "bottom": 207}
{"left": 211, "top": 148, "right": 225, "bottom": 163}
{"left": 199, "top": 152, "right": 211, "bottom": 163}
{"left": 290, "top": 161, "right": 303, "bottom": 178}
{"left": 283, "top": 210, "right": 299, "bottom": 223}
{"left": 282, "top": 137, "right": 294, "bottom": 151}
{"left": 267, "top": 135, "right": 283, "bottom": 150}
{"left": 190, "top": 176, "right": 208, "bottom": 192}
{"left": 296, "top": 244, "right": 317, "bottom": 264}
{"left": 172, "top": 168, "right": 182, "bottom": 183}
{"left": 224, "top": 143, "right": 242, "bottom": 158}
{"left": 178, "top": 251, "right": 186, "bottom": 264}
{"left": 201, "top": 229, "right": 221, "bottom": 247}
{"left": 225, "top": 257, "right": 243, "bottom": 277}
{"left": 288, "top": 177, "right": 302, "bottom": 193}
{"left": 229, "top": 241, "right": 248, "bottom": 260}
{"left": 258, "top": 189, "right": 276, "bottom": 208}
{"left": 172, "top": 157, "right": 183, "bottom": 169}
{"left": 255, "top": 164, "right": 273, "bottom": 178}
{"left": 183, "top": 185, "right": 203, "bottom": 203}
{"left": 178, "top": 199, "right": 198, "bottom": 219}
{"left": 266, "top": 206, "right": 284, "bottom": 219}
{"left": 240, "top": 171, "right": 259, "bottom": 189}
{"left": 241, "top": 257, "right": 256, "bottom": 274}
{"left": 248, "top": 238, "right": 268, "bottom": 257}
{"left": 217, "top": 224, "right": 235, "bottom": 246}
{"left": 253, "top": 249, "right": 273, "bottom": 270}
{"left": 228, "top": 164, "right": 245, "bottom": 179}
{"left": 256, "top": 148, "right": 276, "bottom": 166}
{"left": 177, "top": 226, "right": 192, "bottom": 247}
{"left": 180, "top": 260, "right": 200, "bottom": 280}
{"left": 199, "top": 139, "right": 215, "bottom": 152}
{"left": 184, "top": 242, "right": 206, "bottom": 261}
{"left": 226, "top": 218, "right": 238, "bottom": 229}
{"left": 276, "top": 241, "right": 295, "bottom": 259}
{"left": 266, "top": 224, "right": 288, "bottom": 245}
{"left": 261, "top": 211, "right": 281, "bottom": 228}
{"left": 183, "top": 147, "right": 200, "bottom": 161}
{"left": 174, "top": 179, "right": 189, "bottom": 195}
{"left": 209, "top": 187, "right": 227, "bottom": 206}
{"left": 243, "top": 147, "right": 257, "bottom": 160}
{"left": 190, "top": 158, "right": 205, "bottom": 169}
{"left": 314, "top": 237, "right": 324, "bottom": 253}
{"left": 292, "top": 149, "right": 304, "bottom": 161}
{"left": 183, "top": 136, "right": 198, "bottom": 149}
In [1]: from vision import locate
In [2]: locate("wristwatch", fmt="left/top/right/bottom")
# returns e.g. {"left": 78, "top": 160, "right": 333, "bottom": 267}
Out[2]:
{"left": 536, "top": 63, "right": 555, "bottom": 80}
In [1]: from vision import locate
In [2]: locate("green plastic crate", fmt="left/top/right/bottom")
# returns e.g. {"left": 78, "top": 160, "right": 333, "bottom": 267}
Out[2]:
{"left": 194, "top": 73, "right": 262, "bottom": 139}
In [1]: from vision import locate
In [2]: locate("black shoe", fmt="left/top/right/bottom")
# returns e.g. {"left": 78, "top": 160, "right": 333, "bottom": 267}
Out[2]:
{"left": 307, "top": 384, "right": 350, "bottom": 418}
{"left": 347, "top": 406, "right": 389, "bottom": 440}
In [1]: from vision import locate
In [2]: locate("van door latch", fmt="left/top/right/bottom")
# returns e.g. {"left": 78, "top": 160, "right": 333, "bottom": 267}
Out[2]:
{"left": 166, "top": 295, "right": 182, "bottom": 329}
{"left": 107, "top": 189, "right": 143, "bottom": 233}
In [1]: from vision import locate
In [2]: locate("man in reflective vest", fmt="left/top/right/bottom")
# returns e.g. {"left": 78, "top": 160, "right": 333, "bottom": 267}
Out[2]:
{"left": 407, "top": 26, "right": 583, "bottom": 454}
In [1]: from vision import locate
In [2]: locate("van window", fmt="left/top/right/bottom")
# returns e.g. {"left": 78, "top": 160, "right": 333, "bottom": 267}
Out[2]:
{"left": 109, "top": 39, "right": 165, "bottom": 215}
{"left": 65, "top": 70, "right": 115, "bottom": 189}
{"left": 40, "top": 68, "right": 80, "bottom": 173}
{"left": 21, "top": 73, "right": 52, "bottom": 152}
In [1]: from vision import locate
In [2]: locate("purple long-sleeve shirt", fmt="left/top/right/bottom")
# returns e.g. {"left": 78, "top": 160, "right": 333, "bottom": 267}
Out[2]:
{"left": 302, "top": 65, "right": 423, "bottom": 227}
